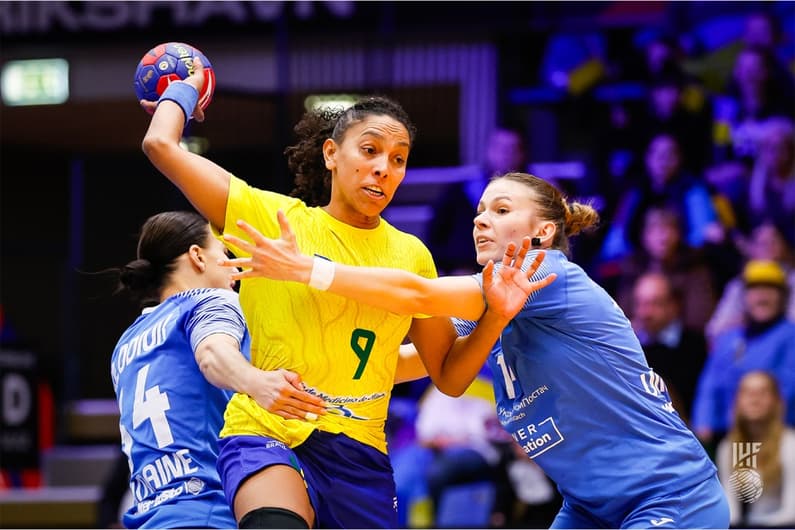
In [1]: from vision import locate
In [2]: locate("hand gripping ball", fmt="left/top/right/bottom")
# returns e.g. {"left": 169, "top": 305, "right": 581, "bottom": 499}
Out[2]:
{"left": 133, "top": 42, "right": 215, "bottom": 110}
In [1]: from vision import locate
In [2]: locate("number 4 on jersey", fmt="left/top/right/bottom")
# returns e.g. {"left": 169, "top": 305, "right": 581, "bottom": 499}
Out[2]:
{"left": 131, "top": 364, "right": 174, "bottom": 448}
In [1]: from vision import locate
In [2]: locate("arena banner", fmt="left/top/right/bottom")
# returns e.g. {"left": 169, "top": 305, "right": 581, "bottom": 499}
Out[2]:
{"left": 0, "top": 348, "right": 38, "bottom": 470}
{"left": 0, "top": 1, "right": 356, "bottom": 36}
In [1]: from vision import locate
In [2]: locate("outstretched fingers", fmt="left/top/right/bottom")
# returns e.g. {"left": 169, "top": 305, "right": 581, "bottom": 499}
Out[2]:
{"left": 521, "top": 249, "right": 557, "bottom": 292}
{"left": 217, "top": 211, "right": 307, "bottom": 283}
{"left": 516, "top": 237, "right": 531, "bottom": 266}
{"left": 222, "top": 231, "right": 255, "bottom": 256}
{"left": 482, "top": 259, "right": 495, "bottom": 292}
{"left": 218, "top": 220, "right": 274, "bottom": 279}
{"left": 275, "top": 210, "right": 298, "bottom": 249}
{"left": 523, "top": 249, "right": 546, "bottom": 279}
{"left": 530, "top": 270, "right": 557, "bottom": 291}
{"left": 233, "top": 219, "right": 269, "bottom": 246}
{"left": 500, "top": 237, "right": 532, "bottom": 269}
{"left": 502, "top": 241, "right": 518, "bottom": 268}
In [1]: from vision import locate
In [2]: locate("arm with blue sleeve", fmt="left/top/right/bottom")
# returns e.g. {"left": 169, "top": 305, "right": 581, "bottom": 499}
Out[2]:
{"left": 188, "top": 290, "right": 254, "bottom": 391}
{"left": 392, "top": 250, "right": 561, "bottom": 394}
{"left": 221, "top": 215, "right": 554, "bottom": 321}
{"left": 219, "top": 215, "right": 555, "bottom": 395}
{"left": 188, "top": 290, "right": 326, "bottom": 419}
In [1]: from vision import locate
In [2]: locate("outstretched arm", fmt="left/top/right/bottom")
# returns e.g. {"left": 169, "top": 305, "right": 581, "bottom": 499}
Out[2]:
{"left": 195, "top": 333, "right": 326, "bottom": 421}
{"left": 140, "top": 57, "right": 231, "bottom": 230}
{"left": 220, "top": 211, "right": 556, "bottom": 321}
{"left": 407, "top": 240, "right": 547, "bottom": 396}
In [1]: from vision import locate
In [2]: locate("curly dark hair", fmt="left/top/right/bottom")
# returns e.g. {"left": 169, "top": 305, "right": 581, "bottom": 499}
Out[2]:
{"left": 286, "top": 95, "right": 417, "bottom": 207}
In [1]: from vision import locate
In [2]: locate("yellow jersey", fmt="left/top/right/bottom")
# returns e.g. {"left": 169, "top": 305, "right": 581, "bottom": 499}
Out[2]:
{"left": 217, "top": 175, "right": 437, "bottom": 453}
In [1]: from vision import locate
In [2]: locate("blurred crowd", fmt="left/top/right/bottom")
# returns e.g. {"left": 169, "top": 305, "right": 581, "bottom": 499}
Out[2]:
{"left": 389, "top": 9, "right": 795, "bottom": 529}
{"left": 3, "top": 5, "right": 792, "bottom": 529}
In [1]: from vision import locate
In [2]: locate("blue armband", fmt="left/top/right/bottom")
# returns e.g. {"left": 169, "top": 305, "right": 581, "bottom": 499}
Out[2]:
{"left": 158, "top": 81, "right": 199, "bottom": 126}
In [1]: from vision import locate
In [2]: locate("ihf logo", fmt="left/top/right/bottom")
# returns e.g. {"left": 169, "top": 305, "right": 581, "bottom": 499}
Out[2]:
{"left": 729, "top": 442, "right": 763, "bottom": 503}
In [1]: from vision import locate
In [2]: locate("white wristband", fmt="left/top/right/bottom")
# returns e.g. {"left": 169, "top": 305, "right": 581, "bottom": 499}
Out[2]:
{"left": 309, "top": 256, "right": 335, "bottom": 291}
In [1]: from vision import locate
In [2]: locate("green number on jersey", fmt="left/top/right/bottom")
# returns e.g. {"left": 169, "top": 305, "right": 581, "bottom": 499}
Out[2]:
{"left": 350, "top": 328, "right": 376, "bottom": 380}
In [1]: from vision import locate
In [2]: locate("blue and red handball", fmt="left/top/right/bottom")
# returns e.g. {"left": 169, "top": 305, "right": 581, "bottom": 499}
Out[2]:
{"left": 133, "top": 42, "right": 215, "bottom": 111}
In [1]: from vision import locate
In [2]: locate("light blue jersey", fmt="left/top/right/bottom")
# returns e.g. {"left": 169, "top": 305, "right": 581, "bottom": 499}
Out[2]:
{"left": 458, "top": 250, "right": 718, "bottom": 527}
{"left": 111, "top": 288, "right": 249, "bottom": 529}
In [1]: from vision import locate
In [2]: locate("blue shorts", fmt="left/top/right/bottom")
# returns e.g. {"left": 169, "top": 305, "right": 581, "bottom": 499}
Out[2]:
{"left": 217, "top": 430, "right": 398, "bottom": 528}
{"left": 551, "top": 472, "right": 729, "bottom": 529}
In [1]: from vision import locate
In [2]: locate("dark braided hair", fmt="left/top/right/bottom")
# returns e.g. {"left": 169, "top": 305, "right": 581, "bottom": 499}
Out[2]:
{"left": 286, "top": 95, "right": 417, "bottom": 207}
{"left": 118, "top": 211, "right": 210, "bottom": 309}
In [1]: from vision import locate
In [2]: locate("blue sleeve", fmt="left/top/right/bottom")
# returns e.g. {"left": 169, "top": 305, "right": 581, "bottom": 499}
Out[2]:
{"left": 452, "top": 317, "right": 478, "bottom": 337}
{"left": 185, "top": 289, "right": 248, "bottom": 358}
{"left": 516, "top": 250, "right": 569, "bottom": 318}
{"left": 475, "top": 250, "right": 568, "bottom": 320}
{"left": 476, "top": 250, "right": 569, "bottom": 320}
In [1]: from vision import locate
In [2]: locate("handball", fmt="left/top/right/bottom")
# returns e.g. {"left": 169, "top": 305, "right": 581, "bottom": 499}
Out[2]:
{"left": 133, "top": 42, "right": 215, "bottom": 110}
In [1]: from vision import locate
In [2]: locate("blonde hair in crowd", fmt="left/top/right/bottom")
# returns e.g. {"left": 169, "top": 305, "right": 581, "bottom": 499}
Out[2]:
{"left": 729, "top": 371, "right": 785, "bottom": 489}
{"left": 499, "top": 172, "right": 600, "bottom": 256}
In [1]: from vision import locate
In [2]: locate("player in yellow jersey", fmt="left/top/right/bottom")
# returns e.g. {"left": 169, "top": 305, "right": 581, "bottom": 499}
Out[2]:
{"left": 139, "top": 58, "right": 539, "bottom": 528}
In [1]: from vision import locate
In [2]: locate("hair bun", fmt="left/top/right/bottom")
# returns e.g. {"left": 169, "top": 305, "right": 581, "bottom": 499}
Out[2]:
{"left": 119, "top": 258, "right": 156, "bottom": 291}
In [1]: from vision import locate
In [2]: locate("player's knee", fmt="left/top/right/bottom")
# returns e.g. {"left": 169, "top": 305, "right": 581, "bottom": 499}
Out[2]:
{"left": 238, "top": 506, "right": 310, "bottom": 528}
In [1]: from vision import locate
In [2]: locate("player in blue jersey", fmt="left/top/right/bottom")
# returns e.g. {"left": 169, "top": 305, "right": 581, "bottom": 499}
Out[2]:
{"left": 221, "top": 172, "right": 730, "bottom": 529}
{"left": 110, "top": 211, "right": 324, "bottom": 529}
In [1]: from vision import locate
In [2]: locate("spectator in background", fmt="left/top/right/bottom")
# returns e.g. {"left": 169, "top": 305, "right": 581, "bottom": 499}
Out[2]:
{"left": 427, "top": 126, "right": 528, "bottom": 274}
{"left": 641, "top": 33, "right": 684, "bottom": 82}
{"left": 692, "top": 260, "right": 795, "bottom": 449}
{"left": 742, "top": 11, "right": 795, "bottom": 100}
{"left": 504, "top": 450, "right": 560, "bottom": 529}
{"left": 713, "top": 46, "right": 795, "bottom": 167}
{"left": 597, "top": 31, "right": 712, "bottom": 197}
{"left": 390, "top": 365, "right": 516, "bottom": 528}
{"left": 716, "top": 371, "right": 795, "bottom": 528}
{"left": 613, "top": 204, "right": 718, "bottom": 332}
{"left": 710, "top": 117, "right": 795, "bottom": 243}
{"left": 630, "top": 272, "right": 708, "bottom": 425}
{"left": 597, "top": 33, "right": 686, "bottom": 198}
{"left": 636, "top": 66, "right": 713, "bottom": 172}
{"left": 598, "top": 132, "right": 722, "bottom": 266}
{"left": 747, "top": 117, "right": 795, "bottom": 242}
{"left": 707, "top": 219, "right": 795, "bottom": 344}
